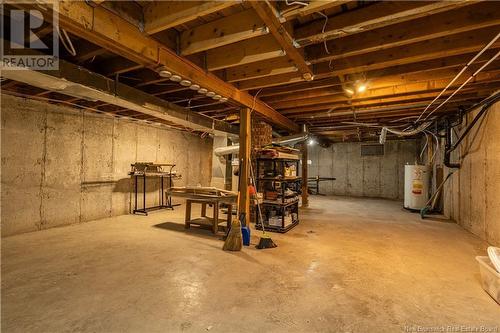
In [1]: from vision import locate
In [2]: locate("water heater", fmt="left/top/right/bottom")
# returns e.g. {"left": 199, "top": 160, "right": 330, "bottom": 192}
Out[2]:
{"left": 404, "top": 164, "right": 430, "bottom": 210}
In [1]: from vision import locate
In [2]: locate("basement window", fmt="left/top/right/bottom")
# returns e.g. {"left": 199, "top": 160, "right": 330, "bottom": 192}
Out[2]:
{"left": 361, "top": 144, "right": 384, "bottom": 156}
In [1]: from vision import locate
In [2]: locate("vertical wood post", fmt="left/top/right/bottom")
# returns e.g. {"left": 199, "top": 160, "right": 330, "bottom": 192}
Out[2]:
{"left": 238, "top": 108, "right": 251, "bottom": 226}
{"left": 301, "top": 143, "right": 309, "bottom": 207}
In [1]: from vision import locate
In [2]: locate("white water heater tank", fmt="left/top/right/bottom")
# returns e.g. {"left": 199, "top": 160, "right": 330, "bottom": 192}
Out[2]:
{"left": 404, "top": 164, "right": 430, "bottom": 210}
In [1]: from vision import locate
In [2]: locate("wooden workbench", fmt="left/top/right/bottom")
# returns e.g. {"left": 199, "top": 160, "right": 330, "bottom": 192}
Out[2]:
{"left": 166, "top": 187, "right": 238, "bottom": 234}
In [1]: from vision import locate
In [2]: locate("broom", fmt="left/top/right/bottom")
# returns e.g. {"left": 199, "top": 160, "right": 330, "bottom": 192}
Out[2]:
{"left": 223, "top": 192, "right": 243, "bottom": 251}
{"left": 250, "top": 162, "right": 277, "bottom": 249}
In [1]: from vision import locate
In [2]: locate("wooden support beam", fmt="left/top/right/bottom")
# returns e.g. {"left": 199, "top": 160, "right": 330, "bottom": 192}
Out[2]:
{"left": 238, "top": 108, "right": 251, "bottom": 227}
{"left": 1, "top": 47, "right": 239, "bottom": 135}
{"left": 180, "top": 9, "right": 269, "bottom": 56}
{"left": 143, "top": 1, "right": 239, "bottom": 35}
{"left": 13, "top": 1, "right": 298, "bottom": 131}
{"left": 294, "top": 1, "right": 477, "bottom": 46}
{"left": 206, "top": 35, "right": 285, "bottom": 71}
{"left": 251, "top": 1, "right": 314, "bottom": 81}
{"left": 301, "top": 143, "right": 308, "bottom": 207}
{"left": 305, "top": 2, "right": 500, "bottom": 65}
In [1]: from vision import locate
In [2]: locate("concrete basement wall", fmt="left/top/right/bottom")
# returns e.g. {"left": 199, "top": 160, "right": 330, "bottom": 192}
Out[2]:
{"left": 308, "top": 140, "right": 418, "bottom": 200}
{"left": 443, "top": 101, "right": 500, "bottom": 246}
{"left": 1, "top": 94, "right": 212, "bottom": 237}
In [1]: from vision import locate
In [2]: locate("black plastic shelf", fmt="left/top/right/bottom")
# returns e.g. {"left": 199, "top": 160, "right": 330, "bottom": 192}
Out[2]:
{"left": 255, "top": 220, "right": 299, "bottom": 233}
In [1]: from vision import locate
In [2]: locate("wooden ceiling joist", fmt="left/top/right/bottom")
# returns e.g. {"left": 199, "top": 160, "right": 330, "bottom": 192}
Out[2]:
{"left": 266, "top": 67, "right": 500, "bottom": 107}
{"left": 256, "top": 49, "right": 500, "bottom": 97}
{"left": 313, "top": 28, "right": 500, "bottom": 79}
{"left": 280, "top": 1, "right": 352, "bottom": 22}
{"left": 143, "top": 1, "right": 240, "bottom": 35}
{"left": 305, "top": 3, "right": 500, "bottom": 65}
{"left": 206, "top": 35, "right": 285, "bottom": 71}
{"left": 180, "top": 9, "right": 269, "bottom": 56}
{"left": 250, "top": 1, "right": 314, "bottom": 81}
{"left": 294, "top": 0, "right": 477, "bottom": 47}
{"left": 15, "top": 1, "right": 298, "bottom": 132}
{"left": 224, "top": 57, "right": 298, "bottom": 83}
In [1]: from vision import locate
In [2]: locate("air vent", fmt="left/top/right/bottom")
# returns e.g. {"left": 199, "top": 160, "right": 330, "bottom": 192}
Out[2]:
{"left": 361, "top": 144, "right": 384, "bottom": 156}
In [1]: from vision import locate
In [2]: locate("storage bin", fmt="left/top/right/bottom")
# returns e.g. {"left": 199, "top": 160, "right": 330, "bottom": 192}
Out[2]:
{"left": 476, "top": 256, "right": 500, "bottom": 304}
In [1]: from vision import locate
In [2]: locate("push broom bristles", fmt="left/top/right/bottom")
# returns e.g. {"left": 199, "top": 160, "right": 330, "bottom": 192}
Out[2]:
{"left": 256, "top": 233, "right": 277, "bottom": 249}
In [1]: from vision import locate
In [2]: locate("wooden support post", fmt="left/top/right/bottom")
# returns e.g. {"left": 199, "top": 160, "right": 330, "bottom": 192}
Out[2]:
{"left": 301, "top": 143, "right": 309, "bottom": 207}
{"left": 238, "top": 108, "right": 251, "bottom": 226}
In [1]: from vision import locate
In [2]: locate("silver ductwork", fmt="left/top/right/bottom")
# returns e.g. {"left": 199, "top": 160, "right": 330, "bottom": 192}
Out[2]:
{"left": 214, "top": 132, "right": 310, "bottom": 156}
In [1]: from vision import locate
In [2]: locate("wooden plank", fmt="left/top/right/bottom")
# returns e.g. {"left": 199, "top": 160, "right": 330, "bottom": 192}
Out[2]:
{"left": 13, "top": 1, "right": 298, "bottom": 132}
{"left": 239, "top": 108, "right": 251, "bottom": 226}
{"left": 238, "top": 72, "right": 303, "bottom": 90}
{"left": 206, "top": 35, "right": 285, "bottom": 71}
{"left": 281, "top": 88, "right": 498, "bottom": 117}
{"left": 266, "top": 67, "right": 500, "bottom": 107}
{"left": 305, "top": 3, "right": 500, "bottom": 64}
{"left": 257, "top": 49, "right": 500, "bottom": 97}
{"left": 225, "top": 57, "right": 297, "bottom": 83}
{"left": 313, "top": 28, "right": 500, "bottom": 79}
{"left": 250, "top": 1, "right": 314, "bottom": 80}
{"left": 281, "top": 1, "right": 351, "bottom": 21}
{"left": 180, "top": 9, "right": 269, "bottom": 56}
{"left": 144, "top": 1, "right": 239, "bottom": 35}
{"left": 295, "top": 1, "right": 477, "bottom": 46}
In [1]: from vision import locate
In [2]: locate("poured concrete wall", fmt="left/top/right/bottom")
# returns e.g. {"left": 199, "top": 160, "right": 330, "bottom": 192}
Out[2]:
{"left": 443, "top": 101, "right": 500, "bottom": 246}
{"left": 308, "top": 140, "right": 418, "bottom": 200}
{"left": 1, "top": 94, "right": 212, "bottom": 236}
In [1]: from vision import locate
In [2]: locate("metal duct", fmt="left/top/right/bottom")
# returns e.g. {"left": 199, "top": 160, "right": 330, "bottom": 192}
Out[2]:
{"left": 214, "top": 133, "right": 310, "bottom": 156}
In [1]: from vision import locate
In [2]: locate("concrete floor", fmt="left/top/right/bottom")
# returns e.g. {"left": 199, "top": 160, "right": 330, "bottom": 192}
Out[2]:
{"left": 2, "top": 196, "right": 499, "bottom": 332}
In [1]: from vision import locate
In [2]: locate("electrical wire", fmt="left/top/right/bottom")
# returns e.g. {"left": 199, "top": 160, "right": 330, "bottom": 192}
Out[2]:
{"left": 285, "top": 0, "right": 309, "bottom": 7}
{"left": 317, "top": 12, "right": 330, "bottom": 55}
{"left": 424, "top": 130, "right": 439, "bottom": 164}
{"left": 419, "top": 132, "right": 429, "bottom": 163}
{"left": 55, "top": 26, "right": 77, "bottom": 56}
{"left": 416, "top": 32, "right": 500, "bottom": 123}
{"left": 422, "top": 49, "right": 500, "bottom": 121}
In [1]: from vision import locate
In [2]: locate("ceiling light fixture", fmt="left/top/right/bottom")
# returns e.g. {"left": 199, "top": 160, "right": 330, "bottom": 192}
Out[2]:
{"left": 169, "top": 75, "right": 182, "bottom": 82}
{"left": 206, "top": 91, "right": 216, "bottom": 98}
{"left": 198, "top": 88, "right": 208, "bottom": 94}
{"left": 308, "top": 138, "right": 316, "bottom": 146}
{"left": 157, "top": 66, "right": 172, "bottom": 78}
{"left": 212, "top": 94, "right": 221, "bottom": 100}
{"left": 179, "top": 79, "right": 191, "bottom": 86}
{"left": 220, "top": 97, "right": 228, "bottom": 102}
{"left": 189, "top": 84, "right": 200, "bottom": 91}
{"left": 356, "top": 83, "right": 367, "bottom": 93}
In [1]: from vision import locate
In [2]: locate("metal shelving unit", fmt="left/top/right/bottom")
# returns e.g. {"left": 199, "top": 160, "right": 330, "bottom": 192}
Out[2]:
{"left": 255, "top": 157, "right": 300, "bottom": 233}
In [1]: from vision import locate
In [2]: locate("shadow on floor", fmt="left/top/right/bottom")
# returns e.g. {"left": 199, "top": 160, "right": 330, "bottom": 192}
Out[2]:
{"left": 421, "top": 216, "right": 455, "bottom": 223}
{"left": 152, "top": 221, "right": 226, "bottom": 241}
